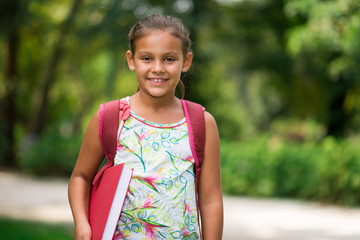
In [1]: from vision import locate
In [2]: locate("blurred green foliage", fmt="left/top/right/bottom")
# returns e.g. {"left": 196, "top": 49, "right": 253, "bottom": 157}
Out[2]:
{"left": 0, "top": 218, "right": 73, "bottom": 240}
{"left": 1, "top": 0, "right": 360, "bottom": 204}
{"left": 19, "top": 130, "right": 82, "bottom": 176}
{"left": 221, "top": 121, "right": 360, "bottom": 206}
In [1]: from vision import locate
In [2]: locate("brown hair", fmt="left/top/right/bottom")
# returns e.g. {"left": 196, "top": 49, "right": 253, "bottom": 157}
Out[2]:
{"left": 128, "top": 14, "right": 191, "bottom": 99}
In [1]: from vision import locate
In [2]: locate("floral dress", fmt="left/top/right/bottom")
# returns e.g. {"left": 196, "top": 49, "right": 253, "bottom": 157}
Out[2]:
{"left": 113, "top": 97, "right": 199, "bottom": 240}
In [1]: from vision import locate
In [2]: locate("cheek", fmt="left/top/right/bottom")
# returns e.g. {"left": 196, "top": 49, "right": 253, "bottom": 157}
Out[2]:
{"left": 169, "top": 64, "right": 183, "bottom": 73}
{"left": 135, "top": 71, "right": 144, "bottom": 82}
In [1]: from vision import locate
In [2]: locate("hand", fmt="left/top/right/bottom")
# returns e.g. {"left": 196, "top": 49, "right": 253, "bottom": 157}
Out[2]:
{"left": 74, "top": 221, "right": 92, "bottom": 240}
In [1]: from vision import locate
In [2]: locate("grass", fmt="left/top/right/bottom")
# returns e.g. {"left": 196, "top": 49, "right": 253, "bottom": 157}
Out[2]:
{"left": 0, "top": 218, "right": 74, "bottom": 240}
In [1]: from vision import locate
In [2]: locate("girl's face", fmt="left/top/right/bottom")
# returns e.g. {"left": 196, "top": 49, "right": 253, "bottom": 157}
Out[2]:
{"left": 126, "top": 31, "right": 192, "bottom": 99}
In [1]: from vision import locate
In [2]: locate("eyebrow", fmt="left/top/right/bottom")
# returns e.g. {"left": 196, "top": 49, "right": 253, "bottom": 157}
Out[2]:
{"left": 137, "top": 51, "right": 181, "bottom": 56}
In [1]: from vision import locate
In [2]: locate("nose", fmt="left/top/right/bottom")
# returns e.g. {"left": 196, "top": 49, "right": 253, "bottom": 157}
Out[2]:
{"left": 151, "top": 60, "right": 165, "bottom": 73}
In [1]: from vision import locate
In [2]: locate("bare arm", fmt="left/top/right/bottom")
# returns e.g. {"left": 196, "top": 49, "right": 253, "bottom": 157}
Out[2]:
{"left": 199, "top": 111, "right": 224, "bottom": 240}
{"left": 68, "top": 111, "right": 105, "bottom": 240}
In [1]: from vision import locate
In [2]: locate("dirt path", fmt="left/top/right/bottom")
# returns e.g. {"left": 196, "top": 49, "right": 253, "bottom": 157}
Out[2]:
{"left": 0, "top": 170, "right": 72, "bottom": 223}
{"left": 1, "top": 170, "right": 360, "bottom": 240}
{"left": 223, "top": 196, "right": 360, "bottom": 240}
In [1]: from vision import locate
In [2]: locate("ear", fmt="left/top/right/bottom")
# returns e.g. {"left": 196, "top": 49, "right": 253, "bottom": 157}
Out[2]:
{"left": 182, "top": 52, "right": 193, "bottom": 72}
{"left": 126, "top": 50, "right": 135, "bottom": 71}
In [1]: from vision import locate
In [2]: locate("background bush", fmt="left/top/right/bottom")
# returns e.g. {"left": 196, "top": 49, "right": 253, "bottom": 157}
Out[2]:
{"left": 221, "top": 135, "right": 360, "bottom": 206}
{"left": 19, "top": 130, "right": 82, "bottom": 177}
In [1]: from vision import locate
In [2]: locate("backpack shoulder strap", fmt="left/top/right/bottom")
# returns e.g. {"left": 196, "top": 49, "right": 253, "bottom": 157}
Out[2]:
{"left": 182, "top": 99, "right": 205, "bottom": 239}
{"left": 100, "top": 99, "right": 120, "bottom": 162}
{"left": 92, "top": 99, "right": 120, "bottom": 185}
{"left": 181, "top": 100, "right": 206, "bottom": 187}
{"left": 184, "top": 100, "right": 205, "bottom": 167}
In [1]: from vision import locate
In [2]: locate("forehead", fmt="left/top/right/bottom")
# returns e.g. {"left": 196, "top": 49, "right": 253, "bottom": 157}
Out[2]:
{"left": 134, "top": 31, "right": 183, "bottom": 55}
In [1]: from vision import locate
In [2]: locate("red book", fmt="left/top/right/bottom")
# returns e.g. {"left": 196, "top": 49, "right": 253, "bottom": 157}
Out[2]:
{"left": 89, "top": 163, "right": 133, "bottom": 240}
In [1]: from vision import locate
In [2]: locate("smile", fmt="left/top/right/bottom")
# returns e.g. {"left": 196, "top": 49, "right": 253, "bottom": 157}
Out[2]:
{"left": 148, "top": 78, "right": 168, "bottom": 83}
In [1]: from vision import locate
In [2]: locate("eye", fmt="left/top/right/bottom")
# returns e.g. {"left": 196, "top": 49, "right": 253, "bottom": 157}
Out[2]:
{"left": 141, "top": 57, "right": 151, "bottom": 61}
{"left": 165, "top": 57, "right": 175, "bottom": 62}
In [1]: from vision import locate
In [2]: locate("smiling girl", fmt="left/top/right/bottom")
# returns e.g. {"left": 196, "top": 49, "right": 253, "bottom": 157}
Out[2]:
{"left": 68, "top": 14, "right": 223, "bottom": 240}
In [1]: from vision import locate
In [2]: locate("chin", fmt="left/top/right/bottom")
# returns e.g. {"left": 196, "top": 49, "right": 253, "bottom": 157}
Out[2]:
{"left": 148, "top": 90, "right": 175, "bottom": 99}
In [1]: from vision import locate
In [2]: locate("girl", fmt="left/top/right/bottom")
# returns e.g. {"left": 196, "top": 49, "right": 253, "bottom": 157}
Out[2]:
{"left": 68, "top": 14, "right": 223, "bottom": 240}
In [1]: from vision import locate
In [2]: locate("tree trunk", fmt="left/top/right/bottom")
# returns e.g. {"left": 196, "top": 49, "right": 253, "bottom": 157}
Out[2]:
{"left": 1, "top": 0, "right": 19, "bottom": 167}
{"left": 29, "top": 0, "right": 82, "bottom": 136}
{"left": 327, "top": 79, "right": 348, "bottom": 138}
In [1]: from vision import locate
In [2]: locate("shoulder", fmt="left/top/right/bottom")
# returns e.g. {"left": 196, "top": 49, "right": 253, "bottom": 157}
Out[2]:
{"left": 204, "top": 111, "right": 220, "bottom": 150}
{"left": 204, "top": 111, "right": 218, "bottom": 131}
{"left": 84, "top": 110, "right": 100, "bottom": 139}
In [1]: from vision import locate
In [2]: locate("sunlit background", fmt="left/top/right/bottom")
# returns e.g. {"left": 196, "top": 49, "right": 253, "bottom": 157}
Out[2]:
{"left": 1, "top": 0, "right": 360, "bottom": 239}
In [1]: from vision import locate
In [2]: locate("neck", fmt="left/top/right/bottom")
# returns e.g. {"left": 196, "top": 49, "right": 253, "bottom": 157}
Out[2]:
{"left": 129, "top": 91, "right": 185, "bottom": 124}
{"left": 131, "top": 91, "right": 180, "bottom": 111}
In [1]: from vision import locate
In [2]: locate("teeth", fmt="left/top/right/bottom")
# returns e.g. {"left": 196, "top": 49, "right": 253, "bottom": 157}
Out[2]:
{"left": 150, "top": 79, "right": 165, "bottom": 83}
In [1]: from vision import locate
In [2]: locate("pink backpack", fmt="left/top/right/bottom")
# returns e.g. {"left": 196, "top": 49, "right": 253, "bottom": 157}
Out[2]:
{"left": 93, "top": 99, "right": 205, "bottom": 234}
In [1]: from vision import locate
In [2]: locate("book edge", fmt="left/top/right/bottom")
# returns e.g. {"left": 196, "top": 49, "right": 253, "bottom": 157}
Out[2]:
{"left": 102, "top": 165, "right": 133, "bottom": 240}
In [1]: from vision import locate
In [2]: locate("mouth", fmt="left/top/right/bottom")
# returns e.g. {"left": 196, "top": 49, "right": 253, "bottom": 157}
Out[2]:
{"left": 147, "top": 78, "right": 168, "bottom": 83}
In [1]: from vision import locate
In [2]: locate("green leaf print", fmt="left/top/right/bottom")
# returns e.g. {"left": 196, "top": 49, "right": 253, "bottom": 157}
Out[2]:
{"left": 173, "top": 186, "right": 186, "bottom": 200}
{"left": 169, "top": 137, "right": 179, "bottom": 144}
{"left": 135, "top": 131, "right": 141, "bottom": 144}
{"left": 121, "top": 211, "right": 134, "bottom": 219}
{"left": 128, "top": 186, "right": 134, "bottom": 196}
{"left": 165, "top": 150, "right": 180, "bottom": 171}
{"left": 169, "top": 154, "right": 179, "bottom": 171}
{"left": 119, "top": 139, "right": 146, "bottom": 172}
{"left": 139, "top": 218, "right": 169, "bottom": 228}
{"left": 186, "top": 170, "right": 195, "bottom": 177}
{"left": 119, "top": 139, "right": 131, "bottom": 150}
{"left": 183, "top": 232, "right": 199, "bottom": 240}
{"left": 176, "top": 133, "right": 189, "bottom": 142}
{"left": 136, "top": 178, "right": 159, "bottom": 193}
{"left": 119, "top": 211, "right": 135, "bottom": 224}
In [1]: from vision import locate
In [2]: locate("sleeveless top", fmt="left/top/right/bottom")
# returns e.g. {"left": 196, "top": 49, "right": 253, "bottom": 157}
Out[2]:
{"left": 113, "top": 97, "right": 200, "bottom": 240}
